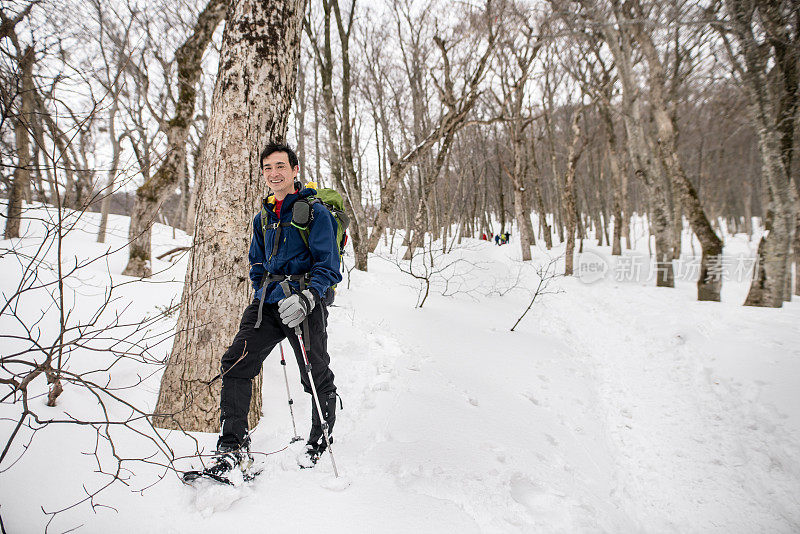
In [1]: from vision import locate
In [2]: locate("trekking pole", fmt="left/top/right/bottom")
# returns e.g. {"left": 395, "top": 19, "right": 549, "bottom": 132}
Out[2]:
{"left": 294, "top": 325, "right": 339, "bottom": 478}
{"left": 279, "top": 342, "right": 303, "bottom": 443}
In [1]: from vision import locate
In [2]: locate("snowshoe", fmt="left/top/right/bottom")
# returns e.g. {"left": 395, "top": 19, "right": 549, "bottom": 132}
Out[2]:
{"left": 183, "top": 445, "right": 258, "bottom": 485}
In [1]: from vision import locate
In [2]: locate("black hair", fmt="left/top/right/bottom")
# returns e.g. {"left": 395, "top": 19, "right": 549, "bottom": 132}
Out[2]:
{"left": 260, "top": 142, "right": 299, "bottom": 169}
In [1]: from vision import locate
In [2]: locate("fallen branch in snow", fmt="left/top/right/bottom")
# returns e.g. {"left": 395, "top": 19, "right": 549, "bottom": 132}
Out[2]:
{"left": 156, "top": 246, "right": 190, "bottom": 261}
{"left": 0, "top": 194, "right": 202, "bottom": 526}
{"left": 510, "top": 255, "right": 564, "bottom": 331}
{"left": 379, "top": 235, "right": 487, "bottom": 308}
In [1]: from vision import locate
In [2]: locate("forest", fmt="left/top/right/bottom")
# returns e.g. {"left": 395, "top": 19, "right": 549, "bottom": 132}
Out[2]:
{"left": 3, "top": 0, "right": 797, "bottom": 303}
{"left": 1, "top": 0, "right": 799, "bottom": 530}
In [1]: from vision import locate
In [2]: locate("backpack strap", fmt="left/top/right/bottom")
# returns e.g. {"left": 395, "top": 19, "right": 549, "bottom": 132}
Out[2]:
{"left": 254, "top": 272, "right": 310, "bottom": 329}
{"left": 291, "top": 197, "right": 320, "bottom": 249}
{"left": 261, "top": 203, "right": 294, "bottom": 259}
{"left": 269, "top": 221, "right": 293, "bottom": 258}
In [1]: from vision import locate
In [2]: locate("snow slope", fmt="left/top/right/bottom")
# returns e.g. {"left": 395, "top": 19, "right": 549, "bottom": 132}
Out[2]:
{"left": 1, "top": 204, "right": 799, "bottom": 533}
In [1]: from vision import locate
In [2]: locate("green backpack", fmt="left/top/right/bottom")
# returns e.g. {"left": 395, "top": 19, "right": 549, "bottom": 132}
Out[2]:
{"left": 260, "top": 184, "right": 350, "bottom": 284}
{"left": 295, "top": 186, "right": 350, "bottom": 262}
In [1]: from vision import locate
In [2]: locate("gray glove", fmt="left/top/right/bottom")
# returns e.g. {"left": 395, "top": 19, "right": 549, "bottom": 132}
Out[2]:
{"left": 278, "top": 289, "right": 316, "bottom": 328}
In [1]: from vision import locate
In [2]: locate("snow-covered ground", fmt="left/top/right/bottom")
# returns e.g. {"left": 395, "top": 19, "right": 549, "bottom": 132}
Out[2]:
{"left": 1, "top": 204, "right": 799, "bottom": 533}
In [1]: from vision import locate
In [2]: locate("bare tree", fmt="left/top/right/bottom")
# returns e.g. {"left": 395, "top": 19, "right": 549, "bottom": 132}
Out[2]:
{"left": 510, "top": 255, "right": 563, "bottom": 331}
{"left": 491, "top": 2, "right": 544, "bottom": 261}
{"left": 563, "top": 106, "right": 585, "bottom": 275}
{"left": 625, "top": 0, "right": 724, "bottom": 301}
{"left": 364, "top": 0, "right": 497, "bottom": 257}
{"left": 717, "top": 0, "right": 798, "bottom": 306}
{"left": 565, "top": 0, "right": 676, "bottom": 287}
{"left": 122, "top": 0, "right": 226, "bottom": 277}
{"left": 155, "top": 0, "right": 307, "bottom": 433}
{"left": 2, "top": 2, "right": 36, "bottom": 239}
{"left": 91, "top": 0, "right": 136, "bottom": 244}
{"left": 304, "top": 0, "right": 371, "bottom": 271}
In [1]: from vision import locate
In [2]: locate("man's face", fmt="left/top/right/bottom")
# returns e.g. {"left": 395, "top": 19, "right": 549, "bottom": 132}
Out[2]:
{"left": 262, "top": 151, "right": 298, "bottom": 198}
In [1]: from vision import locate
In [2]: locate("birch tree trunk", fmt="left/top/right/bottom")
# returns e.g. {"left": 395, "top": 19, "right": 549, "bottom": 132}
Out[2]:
{"left": 628, "top": 1, "right": 723, "bottom": 300}
{"left": 123, "top": 0, "right": 227, "bottom": 277}
{"left": 584, "top": 0, "right": 675, "bottom": 287}
{"left": 529, "top": 135, "right": 552, "bottom": 249}
{"left": 563, "top": 108, "right": 583, "bottom": 276}
{"left": 543, "top": 98, "right": 565, "bottom": 245}
{"left": 723, "top": 0, "right": 798, "bottom": 307}
{"left": 510, "top": 125, "right": 535, "bottom": 260}
{"left": 404, "top": 131, "right": 455, "bottom": 259}
{"left": 599, "top": 103, "right": 625, "bottom": 256}
{"left": 5, "top": 45, "right": 33, "bottom": 240}
{"left": 794, "top": 224, "right": 799, "bottom": 296}
{"left": 97, "top": 99, "right": 121, "bottom": 244}
{"left": 154, "top": 0, "right": 306, "bottom": 432}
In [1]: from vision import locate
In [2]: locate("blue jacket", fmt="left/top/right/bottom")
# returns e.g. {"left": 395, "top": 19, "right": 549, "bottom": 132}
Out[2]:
{"left": 249, "top": 188, "right": 342, "bottom": 304}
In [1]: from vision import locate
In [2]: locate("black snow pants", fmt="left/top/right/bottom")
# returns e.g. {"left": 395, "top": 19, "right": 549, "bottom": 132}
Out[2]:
{"left": 217, "top": 299, "right": 335, "bottom": 449}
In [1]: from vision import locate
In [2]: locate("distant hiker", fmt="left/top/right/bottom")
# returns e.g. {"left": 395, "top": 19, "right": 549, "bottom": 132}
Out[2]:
{"left": 504, "top": 231, "right": 510, "bottom": 243}
{"left": 481, "top": 232, "right": 487, "bottom": 241}
{"left": 208, "top": 142, "right": 341, "bottom": 478}
{"left": 494, "top": 234, "right": 501, "bottom": 245}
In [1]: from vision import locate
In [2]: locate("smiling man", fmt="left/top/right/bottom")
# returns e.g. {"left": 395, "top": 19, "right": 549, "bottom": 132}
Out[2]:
{"left": 205, "top": 142, "right": 342, "bottom": 478}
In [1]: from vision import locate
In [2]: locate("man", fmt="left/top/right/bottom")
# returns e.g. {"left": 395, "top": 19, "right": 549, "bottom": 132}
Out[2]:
{"left": 208, "top": 142, "right": 342, "bottom": 476}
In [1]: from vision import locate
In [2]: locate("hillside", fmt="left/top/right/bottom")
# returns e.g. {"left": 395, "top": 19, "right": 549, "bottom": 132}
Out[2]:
{"left": 1, "top": 204, "right": 799, "bottom": 533}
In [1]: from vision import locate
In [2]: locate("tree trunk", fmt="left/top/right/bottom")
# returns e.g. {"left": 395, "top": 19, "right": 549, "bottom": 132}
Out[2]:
{"left": 306, "top": 0, "right": 369, "bottom": 271}
{"left": 332, "top": 1, "right": 369, "bottom": 271}
{"left": 175, "top": 153, "right": 191, "bottom": 231}
{"left": 185, "top": 133, "right": 206, "bottom": 235}
{"left": 5, "top": 46, "right": 33, "bottom": 240}
{"left": 496, "top": 163, "right": 507, "bottom": 235}
{"left": 529, "top": 136, "right": 552, "bottom": 249}
{"left": 723, "top": 0, "right": 798, "bottom": 307}
{"left": 404, "top": 132, "right": 455, "bottom": 259}
{"left": 607, "top": 138, "right": 624, "bottom": 256}
{"left": 122, "top": 0, "right": 226, "bottom": 277}
{"left": 97, "top": 100, "right": 121, "bottom": 244}
{"left": 563, "top": 109, "right": 583, "bottom": 276}
{"left": 794, "top": 218, "right": 800, "bottom": 296}
{"left": 593, "top": 8, "right": 674, "bottom": 286}
{"left": 630, "top": 11, "right": 722, "bottom": 300}
{"left": 154, "top": 0, "right": 306, "bottom": 433}
{"left": 743, "top": 137, "right": 796, "bottom": 307}
{"left": 510, "top": 126, "right": 535, "bottom": 260}
{"left": 544, "top": 109, "right": 565, "bottom": 245}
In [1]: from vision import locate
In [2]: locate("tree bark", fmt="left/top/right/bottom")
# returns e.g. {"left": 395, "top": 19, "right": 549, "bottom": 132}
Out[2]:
{"left": 563, "top": 108, "right": 583, "bottom": 276}
{"left": 583, "top": 0, "right": 674, "bottom": 286}
{"left": 629, "top": 2, "right": 723, "bottom": 300}
{"left": 122, "top": 0, "right": 227, "bottom": 277}
{"left": 404, "top": 131, "right": 455, "bottom": 259}
{"left": 154, "top": 0, "right": 306, "bottom": 433}
{"left": 508, "top": 130, "right": 536, "bottom": 259}
{"left": 97, "top": 99, "right": 121, "bottom": 244}
{"left": 599, "top": 102, "right": 624, "bottom": 256}
{"left": 543, "top": 99, "right": 565, "bottom": 245}
{"left": 529, "top": 134, "right": 552, "bottom": 249}
{"left": 723, "top": 0, "right": 798, "bottom": 307}
{"left": 4, "top": 45, "right": 33, "bottom": 240}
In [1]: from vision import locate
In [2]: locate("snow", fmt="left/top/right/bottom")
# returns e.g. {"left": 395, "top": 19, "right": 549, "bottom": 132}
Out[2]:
{"left": 1, "top": 203, "right": 799, "bottom": 533}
